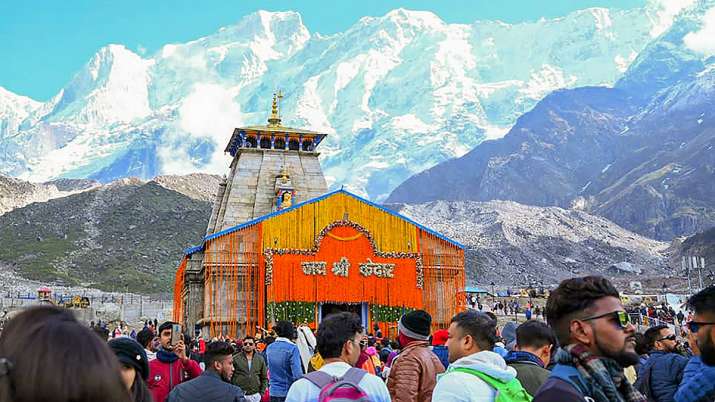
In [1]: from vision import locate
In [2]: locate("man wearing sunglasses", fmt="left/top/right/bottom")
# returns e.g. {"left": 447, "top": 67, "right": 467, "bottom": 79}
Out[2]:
{"left": 675, "top": 286, "right": 715, "bottom": 402}
{"left": 634, "top": 325, "right": 688, "bottom": 402}
{"left": 533, "top": 276, "right": 646, "bottom": 402}
{"left": 232, "top": 336, "right": 268, "bottom": 402}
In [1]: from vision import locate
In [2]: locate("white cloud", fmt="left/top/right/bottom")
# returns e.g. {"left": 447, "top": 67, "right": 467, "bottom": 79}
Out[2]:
{"left": 684, "top": 7, "right": 715, "bottom": 57}
{"left": 648, "top": 0, "right": 696, "bottom": 37}
{"left": 158, "top": 83, "right": 240, "bottom": 175}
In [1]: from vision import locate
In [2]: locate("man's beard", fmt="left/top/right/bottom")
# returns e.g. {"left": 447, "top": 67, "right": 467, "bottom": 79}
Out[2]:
{"left": 220, "top": 371, "right": 232, "bottom": 383}
{"left": 700, "top": 333, "right": 715, "bottom": 366}
{"left": 595, "top": 334, "right": 639, "bottom": 367}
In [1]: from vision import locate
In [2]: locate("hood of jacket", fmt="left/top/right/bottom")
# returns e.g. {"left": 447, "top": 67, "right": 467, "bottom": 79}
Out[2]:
{"left": 450, "top": 350, "right": 517, "bottom": 383}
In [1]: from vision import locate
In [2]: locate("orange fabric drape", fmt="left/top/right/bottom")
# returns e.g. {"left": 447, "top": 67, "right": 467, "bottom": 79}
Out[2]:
{"left": 203, "top": 224, "right": 264, "bottom": 338}
{"left": 418, "top": 229, "right": 466, "bottom": 329}
{"left": 267, "top": 225, "right": 423, "bottom": 309}
{"left": 172, "top": 257, "right": 188, "bottom": 322}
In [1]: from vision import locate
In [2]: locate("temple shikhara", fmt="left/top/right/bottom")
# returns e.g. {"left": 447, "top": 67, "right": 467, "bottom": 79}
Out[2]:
{"left": 173, "top": 93, "right": 466, "bottom": 338}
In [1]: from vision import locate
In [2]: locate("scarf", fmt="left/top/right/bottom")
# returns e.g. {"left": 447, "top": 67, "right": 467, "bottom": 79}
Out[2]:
{"left": 556, "top": 344, "right": 646, "bottom": 402}
{"left": 356, "top": 350, "right": 369, "bottom": 369}
{"left": 504, "top": 350, "right": 544, "bottom": 368}
{"left": 156, "top": 348, "right": 179, "bottom": 363}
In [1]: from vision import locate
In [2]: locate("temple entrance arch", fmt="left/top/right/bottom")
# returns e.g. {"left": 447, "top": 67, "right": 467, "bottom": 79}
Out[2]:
{"left": 319, "top": 302, "right": 367, "bottom": 327}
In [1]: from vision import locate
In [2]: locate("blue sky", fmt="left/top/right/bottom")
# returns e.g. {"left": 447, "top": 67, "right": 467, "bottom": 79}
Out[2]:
{"left": 1, "top": 0, "right": 644, "bottom": 101}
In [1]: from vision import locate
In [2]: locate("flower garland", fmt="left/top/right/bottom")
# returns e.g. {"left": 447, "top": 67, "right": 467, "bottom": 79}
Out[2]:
{"left": 359, "top": 258, "right": 395, "bottom": 278}
{"left": 268, "top": 301, "right": 316, "bottom": 323}
{"left": 416, "top": 255, "right": 424, "bottom": 289}
{"left": 332, "top": 257, "right": 350, "bottom": 277}
{"left": 265, "top": 251, "right": 274, "bottom": 285}
{"left": 302, "top": 261, "right": 327, "bottom": 275}
{"left": 370, "top": 304, "right": 414, "bottom": 322}
{"left": 263, "top": 220, "right": 424, "bottom": 288}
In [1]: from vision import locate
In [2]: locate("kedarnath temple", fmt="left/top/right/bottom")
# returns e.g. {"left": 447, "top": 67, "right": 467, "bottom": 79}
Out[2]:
{"left": 173, "top": 93, "right": 466, "bottom": 338}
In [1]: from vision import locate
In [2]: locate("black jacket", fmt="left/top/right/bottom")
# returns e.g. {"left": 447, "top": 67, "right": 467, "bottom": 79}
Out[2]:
{"left": 168, "top": 370, "right": 246, "bottom": 402}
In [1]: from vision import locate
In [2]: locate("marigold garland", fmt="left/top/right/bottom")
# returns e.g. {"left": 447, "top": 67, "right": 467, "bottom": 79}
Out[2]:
{"left": 268, "top": 301, "right": 315, "bottom": 323}
{"left": 370, "top": 304, "right": 414, "bottom": 322}
{"left": 264, "top": 220, "right": 423, "bottom": 288}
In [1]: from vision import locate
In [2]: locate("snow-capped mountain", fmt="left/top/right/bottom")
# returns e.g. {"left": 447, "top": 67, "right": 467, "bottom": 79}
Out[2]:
{"left": 0, "top": 1, "right": 697, "bottom": 200}
{"left": 387, "top": 0, "right": 715, "bottom": 240}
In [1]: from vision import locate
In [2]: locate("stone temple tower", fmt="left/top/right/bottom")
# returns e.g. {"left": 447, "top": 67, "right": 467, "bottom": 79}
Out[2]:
{"left": 182, "top": 92, "right": 330, "bottom": 336}
{"left": 206, "top": 92, "right": 329, "bottom": 234}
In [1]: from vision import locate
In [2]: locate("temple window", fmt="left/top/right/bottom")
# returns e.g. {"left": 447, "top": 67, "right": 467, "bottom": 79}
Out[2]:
{"left": 245, "top": 136, "right": 257, "bottom": 148}
{"left": 259, "top": 137, "right": 272, "bottom": 149}
{"left": 274, "top": 138, "right": 286, "bottom": 150}
{"left": 288, "top": 139, "right": 300, "bottom": 151}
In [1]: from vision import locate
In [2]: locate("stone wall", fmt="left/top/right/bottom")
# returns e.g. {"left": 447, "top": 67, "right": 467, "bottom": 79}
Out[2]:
{"left": 212, "top": 149, "right": 328, "bottom": 233}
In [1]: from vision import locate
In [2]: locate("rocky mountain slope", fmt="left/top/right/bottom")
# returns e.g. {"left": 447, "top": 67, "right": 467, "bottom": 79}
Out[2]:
{"left": 388, "top": 2, "right": 715, "bottom": 240}
{"left": 0, "top": 173, "right": 220, "bottom": 216}
{"left": 672, "top": 227, "right": 715, "bottom": 285}
{"left": 0, "top": 175, "right": 99, "bottom": 215}
{"left": 151, "top": 173, "right": 221, "bottom": 202}
{"left": 1, "top": 175, "right": 669, "bottom": 292}
{"left": 0, "top": 180, "right": 212, "bottom": 293}
{"left": 0, "top": 2, "right": 690, "bottom": 200}
{"left": 393, "top": 200, "right": 669, "bottom": 286}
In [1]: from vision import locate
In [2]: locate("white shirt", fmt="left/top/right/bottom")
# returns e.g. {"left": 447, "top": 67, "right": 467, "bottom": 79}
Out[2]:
{"left": 145, "top": 349, "right": 156, "bottom": 361}
{"left": 285, "top": 361, "right": 390, "bottom": 402}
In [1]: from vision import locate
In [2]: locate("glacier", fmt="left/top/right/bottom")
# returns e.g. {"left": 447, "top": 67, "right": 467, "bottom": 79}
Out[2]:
{"left": 0, "top": 1, "right": 699, "bottom": 200}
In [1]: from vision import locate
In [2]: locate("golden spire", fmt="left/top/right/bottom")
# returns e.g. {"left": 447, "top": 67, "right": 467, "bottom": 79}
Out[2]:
{"left": 267, "top": 90, "right": 283, "bottom": 127}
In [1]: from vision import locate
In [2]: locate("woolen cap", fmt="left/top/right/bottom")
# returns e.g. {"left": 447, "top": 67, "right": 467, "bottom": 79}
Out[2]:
{"left": 398, "top": 310, "right": 432, "bottom": 340}
{"left": 432, "top": 329, "right": 449, "bottom": 346}
{"left": 109, "top": 337, "right": 149, "bottom": 380}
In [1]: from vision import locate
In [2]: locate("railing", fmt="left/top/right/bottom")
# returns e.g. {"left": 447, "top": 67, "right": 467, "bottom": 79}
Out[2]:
{"left": 628, "top": 312, "right": 679, "bottom": 333}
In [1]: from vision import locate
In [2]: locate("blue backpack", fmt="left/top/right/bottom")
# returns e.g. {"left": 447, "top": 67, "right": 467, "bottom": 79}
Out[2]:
{"left": 549, "top": 364, "right": 595, "bottom": 402}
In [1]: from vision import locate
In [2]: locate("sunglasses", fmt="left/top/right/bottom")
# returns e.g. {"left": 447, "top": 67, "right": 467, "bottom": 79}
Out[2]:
{"left": 687, "top": 321, "right": 715, "bottom": 333}
{"left": 657, "top": 334, "right": 677, "bottom": 342}
{"left": 581, "top": 310, "right": 631, "bottom": 329}
{"left": 243, "top": 342, "right": 254, "bottom": 346}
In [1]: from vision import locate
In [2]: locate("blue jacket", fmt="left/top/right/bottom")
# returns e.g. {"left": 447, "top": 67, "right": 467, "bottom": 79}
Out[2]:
{"left": 432, "top": 345, "right": 450, "bottom": 369}
{"left": 265, "top": 338, "right": 303, "bottom": 397}
{"left": 675, "top": 356, "right": 715, "bottom": 402}
{"left": 637, "top": 351, "right": 689, "bottom": 402}
{"left": 167, "top": 370, "right": 246, "bottom": 402}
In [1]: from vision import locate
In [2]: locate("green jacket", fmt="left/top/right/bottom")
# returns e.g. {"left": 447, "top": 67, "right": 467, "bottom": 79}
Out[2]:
{"left": 231, "top": 352, "right": 268, "bottom": 395}
{"left": 507, "top": 361, "right": 550, "bottom": 397}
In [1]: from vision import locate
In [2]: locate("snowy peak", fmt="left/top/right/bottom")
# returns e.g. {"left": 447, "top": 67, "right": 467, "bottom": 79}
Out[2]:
{"left": 45, "top": 44, "right": 152, "bottom": 125}
{"left": 1, "top": 4, "right": 710, "bottom": 200}
{"left": 378, "top": 8, "right": 445, "bottom": 31}
{"left": 0, "top": 86, "right": 41, "bottom": 111}
{"left": 0, "top": 86, "right": 41, "bottom": 137}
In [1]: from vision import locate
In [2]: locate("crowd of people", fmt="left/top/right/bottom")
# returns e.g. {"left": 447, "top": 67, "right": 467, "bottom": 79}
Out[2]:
{"left": 0, "top": 276, "right": 713, "bottom": 402}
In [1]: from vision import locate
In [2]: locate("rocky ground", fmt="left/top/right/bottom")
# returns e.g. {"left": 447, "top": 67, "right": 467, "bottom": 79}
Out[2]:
{"left": 0, "top": 175, "right": 99, "bottom": 215}
{"left": 0, "top": 178, "right": 212, "bottom": 293}
{"left": 393, "top": 199, "right": 670, "bottom": 287}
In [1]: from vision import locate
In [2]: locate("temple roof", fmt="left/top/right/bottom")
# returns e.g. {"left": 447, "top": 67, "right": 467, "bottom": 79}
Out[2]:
{"left": 224, "top": 92, "right": 328, "bottom": 155}
{"left": 184, "top": 189, "right": 465, "bottom": 255}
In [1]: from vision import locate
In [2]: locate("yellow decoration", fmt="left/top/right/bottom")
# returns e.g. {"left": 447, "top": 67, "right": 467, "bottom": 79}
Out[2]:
{"left": 327, "top": 232, "right": 363, "bottom": 242}
{"left": 262, "top": 192, "right": 418, "bottom": 253}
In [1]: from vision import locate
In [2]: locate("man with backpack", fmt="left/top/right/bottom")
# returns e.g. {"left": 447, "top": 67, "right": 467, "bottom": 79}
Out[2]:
{"left": 285, "top": 312, "right": 390, "bottom": 402}
{"left": 532, "top": 276, "right": 646, "bottom": 402}
{"left": 432, "top": 310, "right": 532, "bottom": 402}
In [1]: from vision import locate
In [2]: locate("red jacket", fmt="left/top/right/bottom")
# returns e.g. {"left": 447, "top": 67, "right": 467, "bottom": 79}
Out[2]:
{"left": 147, "top": 356, "right": 202, "bottom": 402}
